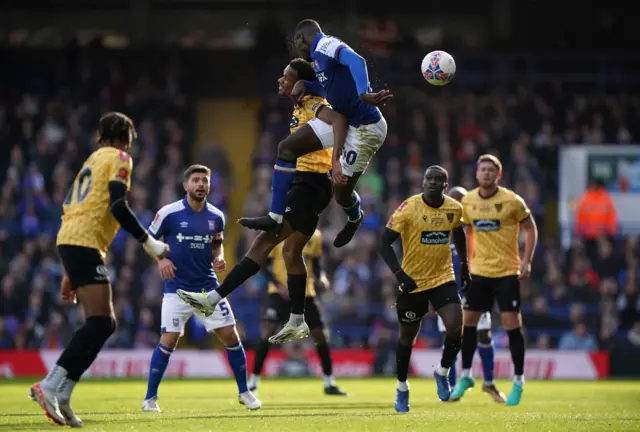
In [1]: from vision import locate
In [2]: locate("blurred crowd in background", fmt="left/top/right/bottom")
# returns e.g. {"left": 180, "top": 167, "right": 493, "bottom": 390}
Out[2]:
{"left": 0, "top": 42, "right": 639, "bottom": 364}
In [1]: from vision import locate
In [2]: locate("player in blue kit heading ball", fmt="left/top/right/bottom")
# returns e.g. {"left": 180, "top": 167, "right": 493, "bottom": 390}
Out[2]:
{"left": 240, "top": 19, "right": 392, "bottom": 248}
{"left": 142, "top": 165, "right": 260, "bottom": 412}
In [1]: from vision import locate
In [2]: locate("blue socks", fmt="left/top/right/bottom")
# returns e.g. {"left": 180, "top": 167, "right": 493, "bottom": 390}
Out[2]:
{"left": 145, "top": 343, "right": 173, "bottom": 400}
{"left": 478, "top": 340, "right": 495, "bottom": 383}
{"left": 225, "top": 342, "right": 249, "bottom": 394}
{"left": 343, "top": 191, "right": 362, "bottom": 222}
{"left": 269, "top": 159, "right": 297, "bottom": 219}
{"left": 448, "top": 354, "right": 457, "bottom": 387}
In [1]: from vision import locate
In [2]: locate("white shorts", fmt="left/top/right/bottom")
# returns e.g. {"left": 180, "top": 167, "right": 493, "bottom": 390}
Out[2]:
{"left": 308, "top": 116, "right": 388, "bottom": 177}
{"left": 161, "top": 293, "right": 236, "bottom": 335}
{"left": 437, "top": 311, "right": 491, "bottom": 332}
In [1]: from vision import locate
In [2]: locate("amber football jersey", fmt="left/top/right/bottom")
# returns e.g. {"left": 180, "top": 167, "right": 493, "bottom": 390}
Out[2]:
{"left": 462, "top": 186, "right": 531, "bottom": 278}
{"left": 291, "top": 95, "right": 333, "bottom": 174}
{"left": 267, "top": 229, "right": 323, "bottom": 297}
{"left": 56, "top": 146, "right": 133, "bottom": 257}
{"left": 386, "top": 194, "right": 463, "bottom": 293}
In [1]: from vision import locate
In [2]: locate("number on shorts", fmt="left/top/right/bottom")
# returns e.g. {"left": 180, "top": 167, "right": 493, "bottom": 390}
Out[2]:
{"left": 344, "top": 150, "right": 357, "bottom": 166}
{"left": 63, "top": 167, "right": 93, "bottom": 205}
{"left": 219, "top": 301, "right": 230, "bottom": 317}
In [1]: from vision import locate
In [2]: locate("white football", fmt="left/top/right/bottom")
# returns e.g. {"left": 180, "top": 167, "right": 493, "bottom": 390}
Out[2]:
{"left": 421, "top": 50, "right": 456, "bottom": 86}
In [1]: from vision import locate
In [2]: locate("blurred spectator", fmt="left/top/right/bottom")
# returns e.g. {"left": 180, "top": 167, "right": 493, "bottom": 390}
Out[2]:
{"left": 575, "top": 179, "right": 617, "bottom": 259}
{"left": 558, "top": 322, "right": 598, "bottom": 351}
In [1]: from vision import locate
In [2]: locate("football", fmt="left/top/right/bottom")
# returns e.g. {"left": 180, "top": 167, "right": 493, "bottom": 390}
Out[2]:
{"left": 421, "top": 50, "right": 456, "bottom": 86}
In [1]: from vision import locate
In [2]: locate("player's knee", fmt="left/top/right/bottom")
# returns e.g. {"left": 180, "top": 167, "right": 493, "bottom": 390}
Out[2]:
{"left": 477, "top": 329, "right": 492, "bottom": 345}
{"left": 160, "top": 332, "right": 180, "bottom": 350}
{"left": 463, "top": 311, "right": 482, "bottom": 327}
{"left": 87, "top": 315, "right": 116, "bottom": 341}
{"left": 445, "top": 321, "right": 463, "bottom": 339}
{"left": 282, "top": 246, "right": 304, "bottom": 268}
{"left": 217, "top": 326, "right": 239, "bottom": 346}
{"left": 399, "top": 325, "right": 419, "bottom": 346}
{"left": 333, "top": 185, "right": 353, "bottom": 207}
{"left": 501, "top": 312, "right": 521, "bottom": 330}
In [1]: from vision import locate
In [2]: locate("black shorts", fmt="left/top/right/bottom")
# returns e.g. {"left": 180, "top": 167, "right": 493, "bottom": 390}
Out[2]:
{"left": 464, "top": 274, "right": 520, "bottom": 312}
{"left": 57, "top": 245, "right": 110, "bottom": 289}
{"left": 284, "top": 171, "right": 333, "bottom": 236}
{"left": 396, "top": 282, "right": 461, "bottom": 324}
{"left": 262, "top": 293, "right": 324, "bottom": 330}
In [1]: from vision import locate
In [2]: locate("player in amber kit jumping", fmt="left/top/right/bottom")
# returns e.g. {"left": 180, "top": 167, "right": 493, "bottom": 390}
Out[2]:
{"left": 450, "top": 155, "right": 538, "bottom": 407}
{"left": 379, "top": 166, "right": 470, "bottom": 412}
{"left": 29, "top": 112, "right": 169, "bottom": 427}
{"left": 249, "top": 229, "right": 347, "bottom": 395}
{"left": 178, "top": 59, "right": 348, "bottom": 344}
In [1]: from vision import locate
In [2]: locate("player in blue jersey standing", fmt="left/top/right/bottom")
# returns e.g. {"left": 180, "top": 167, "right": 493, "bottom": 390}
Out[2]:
{"left": 142, "top": 165, "right": 261, "bottom": 412}
{"left": 240, "top": 19, "right": 392, "bottom": 248}
{"left": 437, "top": 187, "right": 505, "bottom": 403}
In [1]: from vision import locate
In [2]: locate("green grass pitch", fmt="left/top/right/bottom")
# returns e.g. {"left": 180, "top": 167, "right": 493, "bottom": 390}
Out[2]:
{"left": 1, "top": 379, "right": 639, "bottom": 431}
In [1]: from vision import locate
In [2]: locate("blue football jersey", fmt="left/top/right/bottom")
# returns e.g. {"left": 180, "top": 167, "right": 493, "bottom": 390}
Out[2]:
{"left": 309, "top": 33, "right": 381, "bottom": 127}
{"left": 149, "top": 198, "right": 225, "bottom": 293}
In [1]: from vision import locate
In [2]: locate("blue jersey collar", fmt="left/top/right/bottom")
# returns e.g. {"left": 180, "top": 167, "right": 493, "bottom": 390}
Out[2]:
{"left": 310, "top": 32, "right": 325, "bottom": 55}
{"left": 183, "top": 196, "right": 208, "bottom": 214}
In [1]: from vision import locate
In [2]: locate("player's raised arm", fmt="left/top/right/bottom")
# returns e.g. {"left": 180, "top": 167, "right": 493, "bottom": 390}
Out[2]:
{"left": 334, "top": 45, "right": 392, "bottom": 107}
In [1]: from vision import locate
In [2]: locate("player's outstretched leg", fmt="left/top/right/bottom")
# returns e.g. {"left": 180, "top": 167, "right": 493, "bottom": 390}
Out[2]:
{"left": 434, "top": 302, "right": 463, "bottom": 402}
{"left": 503, "top": 312, "right": 525, "bottom": 406}
{"left": 30, "top": 286, "right": 116, "bottom": 427}
{"left": 333, "top": 177, "right": 364, "bottom": 248}
{"left": 143, "top": 337, "right": 176, "bottom": 412}
{"left": 178, "top": 231, "right": 288, "bottom": 314}
{"left": 269, "top": 234, "right": 311, "bottom": 344}
{"left": 239, "top": 125, "right": 323, "bottom": 233}
{"left": 395, "top": 323, "right": 419, "bottom": 413}
{"left": 216, "top": 326, "right": 261, "bottom": 410}
{"left": 451, "top": 311, "right": 482, "bottom": 401}
{"left": 478, "top": 328, "right": 505, "bottom": 403}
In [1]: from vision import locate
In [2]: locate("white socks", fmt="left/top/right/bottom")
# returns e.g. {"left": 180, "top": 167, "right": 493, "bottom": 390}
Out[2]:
{"left": 42, "top": 365, "right": 68, "bottom": 391}
{"left": 58, "top": 378, "right": 77, "bottom": 401}
{"left": 397, "top": 380, "right": 409, "bottom": 392}
{"left": 435, "top": 366, "right": 450, "bottom": 377}
{"left": 289, "top": 314, "right": 304, "bottom": 327}
{"left": 514, "top": 375, "right": 525, "bottom": 386}
{"left": 461, "top": 369, "right": 472, "bottom": 378}
{"left": 207, "top": 290, "right": 222, "bottom": 305}
{"left": 323, "top": 375, "right": 336, "bottom": 388}
{"left": 268, "top": 213, "right": 283, "bottom": 223}
{"left": 248, "top": 374, "right": 260, "bottom": 389}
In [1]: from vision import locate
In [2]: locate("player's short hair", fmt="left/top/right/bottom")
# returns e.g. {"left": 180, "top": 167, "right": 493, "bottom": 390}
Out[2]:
{"left": 289, "top": 58, "right": 317, "bottom": 82}
{"left": 295, "top": 19, "right": 321, "bottom": 33}
{"left": 97, "top": 112, "right": 137, "bottom": 144}
{"left": 477, "top": 154, "right": 503, "bottom": 174}
{"left": 183, "top": 164, "right": 211, "bottom": 181}
{"left": 426, "top": 165, "right": 449, "bottom": 181}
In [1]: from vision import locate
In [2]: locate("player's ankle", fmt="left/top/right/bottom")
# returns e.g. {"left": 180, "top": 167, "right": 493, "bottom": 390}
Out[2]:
{"left": 513, "top": 375, "right": 525, "bottom": 386}
{"left": 396, "top": 380, "right": 409, "bottom": 391}
{"left": 461, "top": 369, "right": 473, "bottom": 378}
{"left": 268, "top": 212, "right": 283, "bottom": 223}
{"left": 288, "top": 313, "right": 304, "bottom": 326}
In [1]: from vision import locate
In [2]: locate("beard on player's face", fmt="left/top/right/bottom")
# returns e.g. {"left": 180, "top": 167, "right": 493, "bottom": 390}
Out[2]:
{"left": 188, "top": 190, "right": 207, "bottom": 202}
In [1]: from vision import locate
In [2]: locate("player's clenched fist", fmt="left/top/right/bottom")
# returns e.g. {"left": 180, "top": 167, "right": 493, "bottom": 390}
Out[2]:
{"left": 395, "top": 270, "right": 418, "bottom": 293}
{"left": 213, "top": 257, "right": 226, "bottom": 272}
